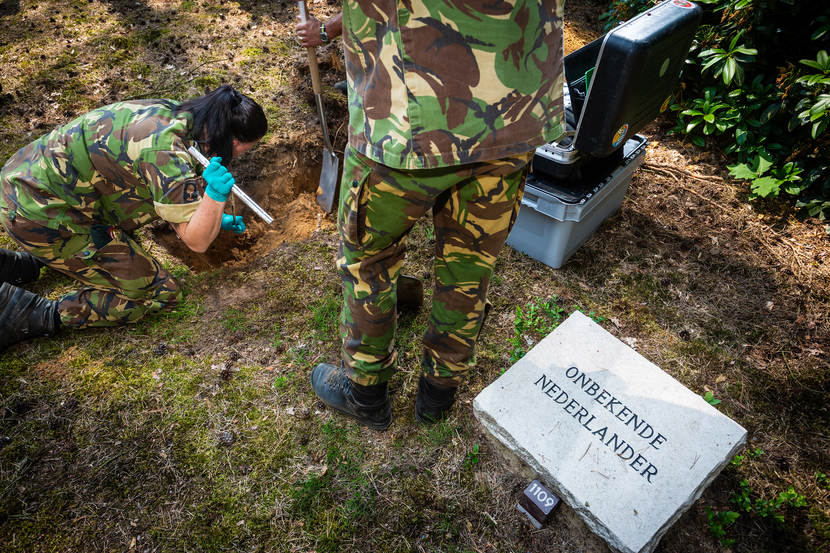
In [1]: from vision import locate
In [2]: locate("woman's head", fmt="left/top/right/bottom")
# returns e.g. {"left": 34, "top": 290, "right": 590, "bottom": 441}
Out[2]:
{"left": 178, "top": 85, "right": 267, "bottom": 163}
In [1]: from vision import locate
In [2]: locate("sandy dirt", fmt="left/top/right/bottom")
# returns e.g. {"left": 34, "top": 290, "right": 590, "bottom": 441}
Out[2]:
{"left": 151, "top": 133, "right": 336, "bottom": 270}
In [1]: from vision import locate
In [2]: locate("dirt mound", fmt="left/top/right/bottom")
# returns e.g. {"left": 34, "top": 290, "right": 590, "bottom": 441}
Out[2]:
{"left": 151, "top": 133, "right": 337, "bottom": 271}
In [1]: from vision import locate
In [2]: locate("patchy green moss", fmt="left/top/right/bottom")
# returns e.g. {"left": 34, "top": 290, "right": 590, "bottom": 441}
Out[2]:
{"left": 192, "top": 74, "right": 224, "bottom": 91}
{"left": 240, "top": 46, "right": 265, "bottom": 59}
{"left": 137, "top": 27, "right": 170, "bottom": 46}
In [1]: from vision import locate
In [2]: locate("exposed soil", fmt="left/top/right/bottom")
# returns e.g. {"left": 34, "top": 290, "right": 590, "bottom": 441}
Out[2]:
{"left": 151, "top": 132, "right": 337, "bottom": 270}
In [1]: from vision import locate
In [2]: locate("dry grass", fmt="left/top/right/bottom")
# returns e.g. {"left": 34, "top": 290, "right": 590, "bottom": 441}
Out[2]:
{"left": 1, "top": 1, "right": 829, "bottom": 553}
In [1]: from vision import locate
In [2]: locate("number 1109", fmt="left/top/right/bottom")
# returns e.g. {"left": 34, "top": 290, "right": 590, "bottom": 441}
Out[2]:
{"left": 527, "top": 482, "right": 557, "bottom": 509}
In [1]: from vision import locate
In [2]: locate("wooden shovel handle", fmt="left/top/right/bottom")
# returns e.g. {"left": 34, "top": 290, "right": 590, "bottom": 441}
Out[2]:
{"left": 298, "top": 0, "right": 323, "bottom": 95}
{"left": 307, "top": 48, "right": 323, "bottom": 95}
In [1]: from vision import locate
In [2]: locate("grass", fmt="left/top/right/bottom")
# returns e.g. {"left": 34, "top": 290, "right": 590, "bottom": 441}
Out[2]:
{"left": 1, "top": 1, "right": 829, "bottom": 552}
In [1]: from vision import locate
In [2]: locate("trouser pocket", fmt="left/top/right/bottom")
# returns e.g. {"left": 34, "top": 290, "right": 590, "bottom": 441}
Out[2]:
{"left": 339, "top": 148, "right": 374, "bottom": 248}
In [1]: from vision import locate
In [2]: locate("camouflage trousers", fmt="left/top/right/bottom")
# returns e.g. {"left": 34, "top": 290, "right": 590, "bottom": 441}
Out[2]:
{"left": 338, "top": 148, "right": 532, "bottom": 386}
{"left": 0, "top": 208, "right": 182, "bottom": 329}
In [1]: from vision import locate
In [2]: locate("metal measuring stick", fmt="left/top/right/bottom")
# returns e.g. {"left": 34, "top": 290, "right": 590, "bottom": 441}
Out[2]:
{"left": 187, "top": 145, "right": 275, "bottom": 225}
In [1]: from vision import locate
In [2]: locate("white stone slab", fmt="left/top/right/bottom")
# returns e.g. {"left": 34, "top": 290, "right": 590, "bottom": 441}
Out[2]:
{"left": 474, "top": 311, "right": 746, "bottom": 553}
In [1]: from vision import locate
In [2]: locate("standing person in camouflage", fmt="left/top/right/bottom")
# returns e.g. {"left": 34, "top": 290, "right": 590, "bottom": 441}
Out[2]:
{"left": 0, "top": 85, "right": 267, "bottom": 350}
{"left": 311, "top": 0, "right": 565, "bottom": 429}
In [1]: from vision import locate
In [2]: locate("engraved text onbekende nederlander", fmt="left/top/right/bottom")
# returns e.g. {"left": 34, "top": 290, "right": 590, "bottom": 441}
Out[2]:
{"left": 534, "top": 366, "right": 669, "bottom": 483}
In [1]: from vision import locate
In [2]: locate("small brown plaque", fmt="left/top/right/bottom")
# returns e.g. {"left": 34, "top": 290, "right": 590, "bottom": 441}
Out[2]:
{"left": 517, "top": 479, "right": 560, "bottom": 528}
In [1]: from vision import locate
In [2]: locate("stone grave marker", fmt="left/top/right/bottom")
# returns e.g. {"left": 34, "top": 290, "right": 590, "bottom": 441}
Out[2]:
{"left": 474, "top": 311, "right": 746, "bottom": 553}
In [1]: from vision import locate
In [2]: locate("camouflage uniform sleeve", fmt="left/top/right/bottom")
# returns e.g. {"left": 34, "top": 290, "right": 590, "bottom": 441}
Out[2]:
{"left": 136, "top": 145, "right": 203, "bottom": 224}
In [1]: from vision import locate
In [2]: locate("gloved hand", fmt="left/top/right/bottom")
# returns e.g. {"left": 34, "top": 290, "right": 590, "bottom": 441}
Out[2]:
{"left": 203, "top": 157, "right": 235, "bottom": 202}
{"left": 221, "top": 214, "right": 246, "bottom": 234}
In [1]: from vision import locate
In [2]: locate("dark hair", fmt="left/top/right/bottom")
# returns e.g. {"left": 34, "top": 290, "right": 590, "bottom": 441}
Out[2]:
{"left": 177, "top": 85, "right": 267, "bottom": 163}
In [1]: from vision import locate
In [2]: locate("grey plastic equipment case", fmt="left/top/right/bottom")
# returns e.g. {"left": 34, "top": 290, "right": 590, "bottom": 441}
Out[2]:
{"left": 506, "top": 135, "right": 647, "bottom": 269}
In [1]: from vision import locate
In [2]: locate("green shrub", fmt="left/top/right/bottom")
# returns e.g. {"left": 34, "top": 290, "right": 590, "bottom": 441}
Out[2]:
{"left": 602, "top": 0, "right": 830, "bottom": 227}
{"left": 706, "top": 506, "right": 740, "bottom": 547}
{"left": 507, "top": 297, "right": 566, "bottom": 363}
{"left": 732, "top": 479, "right": 807, "bottom": 524}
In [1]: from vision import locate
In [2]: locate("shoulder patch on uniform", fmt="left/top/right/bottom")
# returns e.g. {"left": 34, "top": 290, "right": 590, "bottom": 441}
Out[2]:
{"left": 182, "top": 181, "right": 200, "bottom": 203}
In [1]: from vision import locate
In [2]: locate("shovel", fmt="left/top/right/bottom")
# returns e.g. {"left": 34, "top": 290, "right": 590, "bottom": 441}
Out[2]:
{"left": 298, "top": 0, "right": 340, "bottom": 213}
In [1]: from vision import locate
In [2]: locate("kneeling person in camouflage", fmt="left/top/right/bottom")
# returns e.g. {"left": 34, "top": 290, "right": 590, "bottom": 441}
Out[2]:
{"left": 0, "top": 85, "right": 266, "bottom": 350}
{"left": 310, "top": 0, "right": 565, "bottom": 428}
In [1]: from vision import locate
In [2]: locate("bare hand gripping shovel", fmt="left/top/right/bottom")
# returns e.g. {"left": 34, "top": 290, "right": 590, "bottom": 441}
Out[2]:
{"left": 298, "top": 0, "right": 340, "bottom": 213}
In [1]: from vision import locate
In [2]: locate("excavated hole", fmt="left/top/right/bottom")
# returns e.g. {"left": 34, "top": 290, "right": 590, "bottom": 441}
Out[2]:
{"left": 151, "top": 144, "right": 336, "bottom": 272}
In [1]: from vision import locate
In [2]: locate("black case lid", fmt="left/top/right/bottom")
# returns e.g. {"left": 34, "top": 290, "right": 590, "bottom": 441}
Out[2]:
{"left": 571, "top": 0, "right": 702, "bottom": 158}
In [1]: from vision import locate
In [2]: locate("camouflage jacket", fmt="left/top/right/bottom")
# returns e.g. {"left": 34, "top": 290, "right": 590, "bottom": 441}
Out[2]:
{"left": 0, "top": 100, "right": 204, "bottom": 234}
{"left": 343, "top": 0, "right": 565, "bottom": 170}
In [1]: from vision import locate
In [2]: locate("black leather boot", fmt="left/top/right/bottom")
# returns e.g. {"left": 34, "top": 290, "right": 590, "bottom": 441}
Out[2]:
{"left": 0, "top": 282, "right": 60, "bottom": 351}
{"left": 397, "top": 274, "right": 423, "bottom": 313}
{"left": 415, "top": 375, "right": 458, "bottom": 425}
{"left": 0, "top": 248, "right": 43, "bottom": 285}
{"left": 310, "top": 363, "right": 392, "bottom": 430}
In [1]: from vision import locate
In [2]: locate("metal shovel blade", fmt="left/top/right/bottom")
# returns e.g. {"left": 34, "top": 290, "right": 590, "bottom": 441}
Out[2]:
{"left": 316, "top": 148, "right": 340, "bottom": 213}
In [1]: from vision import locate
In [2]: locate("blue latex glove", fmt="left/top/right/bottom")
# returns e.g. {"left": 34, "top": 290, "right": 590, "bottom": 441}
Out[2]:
{"left": 203, "top": 157, "right": 235, "bottom": 202}
{"left": 221, "top": 214, "right": 246, "bottom": 234}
